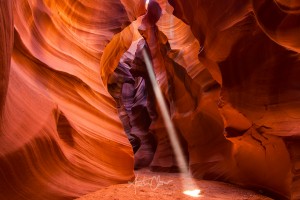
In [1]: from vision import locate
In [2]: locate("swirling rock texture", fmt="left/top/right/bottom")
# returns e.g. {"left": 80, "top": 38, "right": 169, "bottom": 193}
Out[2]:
{"left": 1, "top": 0, "right": 300, "bottom": 200}
{"left": 0, "top": 0, "right": 138, "bottom": 199}
{"left": 169, "top": 0, "right": 300, "bottom": 199}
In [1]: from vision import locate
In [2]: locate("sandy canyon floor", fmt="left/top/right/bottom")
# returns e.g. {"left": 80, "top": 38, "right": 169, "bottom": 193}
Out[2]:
{"left": 76, "top": 168, "right": 273, "bottom": 200}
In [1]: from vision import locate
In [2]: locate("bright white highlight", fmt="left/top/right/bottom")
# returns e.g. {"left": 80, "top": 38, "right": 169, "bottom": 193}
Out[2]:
{"left": 183, "top": 189, "right": 201, "bottom": 197}
{"left": 145, "top": 0, "right": 150, "bottom": 9}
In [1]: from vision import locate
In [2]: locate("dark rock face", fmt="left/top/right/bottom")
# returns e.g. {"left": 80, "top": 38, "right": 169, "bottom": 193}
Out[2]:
{"left": 0, "top": 1, "right": 13, "bottom": 121}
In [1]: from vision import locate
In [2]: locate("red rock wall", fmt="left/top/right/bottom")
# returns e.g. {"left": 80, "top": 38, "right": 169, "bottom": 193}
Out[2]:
{"left": 169, "top": 0, "right": 300, "bottom": 199}
{"left": 0, "top": 0, "right": 13, "bottom": 120}
{"left": 0, "top": 0, "right": 136, "bottom": 199}
{"left": 1, "top": 0, "right": 300, "bottom": 199}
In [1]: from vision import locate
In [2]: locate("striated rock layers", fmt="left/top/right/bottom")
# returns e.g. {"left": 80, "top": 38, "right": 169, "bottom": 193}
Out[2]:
{"left": 169, "top": 0, "right": 300, "bottom": 199}
{"left": 1, "top": 0, "right": 300, "bottom": 199}
{"left": 0, "top": 0, "right": 139, "bottom": 199}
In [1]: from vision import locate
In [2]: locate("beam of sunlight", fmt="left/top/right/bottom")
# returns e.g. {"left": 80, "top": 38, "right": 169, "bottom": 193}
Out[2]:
{"left": 142, "top": 49, "right": 188, "bottom": 173}
{"left": 145, "top": 0, "right": 149, "bottom": 10}
{"left": 142, "top": 49, "right": 201, "bottom": 198}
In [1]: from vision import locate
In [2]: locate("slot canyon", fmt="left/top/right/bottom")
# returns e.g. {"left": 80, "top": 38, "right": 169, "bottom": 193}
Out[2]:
{"left": 1, "top": 0, "right": 300, "bottom": 199}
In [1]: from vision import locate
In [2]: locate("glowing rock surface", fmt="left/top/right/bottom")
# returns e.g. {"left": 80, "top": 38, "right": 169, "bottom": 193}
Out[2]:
{"left": 1, "top": 0, "right": 300, "bottom": 199}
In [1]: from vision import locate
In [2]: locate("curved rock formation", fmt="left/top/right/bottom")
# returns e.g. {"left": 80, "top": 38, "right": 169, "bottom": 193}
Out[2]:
{"left": 1, "top": 0, "right": 135, "bottom": 199}
{"left": 170, "top": 0, "right": 300, "bottom": 199}
{"left": 1, "top": 0, "right": 300, "bottom": 199}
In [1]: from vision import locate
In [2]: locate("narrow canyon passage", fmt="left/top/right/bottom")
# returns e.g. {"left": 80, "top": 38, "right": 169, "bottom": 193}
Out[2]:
{"left": 1, "top": 0, "right": 300, "bottom": 200}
